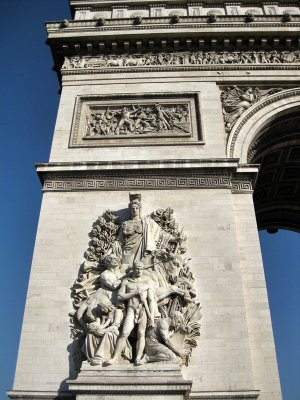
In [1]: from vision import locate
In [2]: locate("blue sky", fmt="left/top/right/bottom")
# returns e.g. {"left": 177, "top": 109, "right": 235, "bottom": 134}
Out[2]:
{"left": 0, "top": 1, "right": 299, "bottom": 399}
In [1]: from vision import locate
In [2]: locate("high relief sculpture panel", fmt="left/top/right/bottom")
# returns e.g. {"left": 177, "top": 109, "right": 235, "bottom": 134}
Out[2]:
{"left": 8, "top": 2, "right": 290, "bottom": 399}
{"left": 70, "top": 94, "right": 202, "bottom": 147}
{"left": 85, "top": 103, "right": 191, "bottom": 137}
{"left": 221, "top": 86, "right": 282, "bottom": 133}
{"left": 70, "top": 194, "right": 201, "bottom": 368}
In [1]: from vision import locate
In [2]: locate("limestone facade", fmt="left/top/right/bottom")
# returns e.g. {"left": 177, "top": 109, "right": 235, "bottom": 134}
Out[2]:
{"left": 9, "top": 1, "right": 300, "bottom": 399}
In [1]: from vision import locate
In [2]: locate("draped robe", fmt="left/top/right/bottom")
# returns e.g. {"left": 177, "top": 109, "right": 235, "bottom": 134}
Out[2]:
{"left": 114, "top": 216, "right": 163, "bottom": 268}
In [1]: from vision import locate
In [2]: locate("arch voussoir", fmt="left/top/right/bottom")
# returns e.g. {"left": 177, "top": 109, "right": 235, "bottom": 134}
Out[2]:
{"left": 227, "top": 88, "right": 300, "bottom": 162}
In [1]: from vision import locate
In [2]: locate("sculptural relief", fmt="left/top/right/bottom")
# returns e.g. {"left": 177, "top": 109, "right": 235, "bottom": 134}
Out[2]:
{"left": 62, "top": 50, "right": 300, "bottom": 71}
{"left": 221, "top": 86, "right": 282, "bottom": 132}
{"left": 70, "top": 194, "right": 201, "bottom": 369}
{"left": 85, "top": 103, "right": 190, "bottom": 137}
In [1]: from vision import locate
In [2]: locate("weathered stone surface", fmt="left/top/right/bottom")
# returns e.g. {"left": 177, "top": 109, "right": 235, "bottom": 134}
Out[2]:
{"left": 9, "top": 1, "right": 288, "bottom": 400}
{"left": 68, "top": 362, "right": 192, "bottom": 399}
{"left": 12, "top": 189, "right": 270, "bottom": 396}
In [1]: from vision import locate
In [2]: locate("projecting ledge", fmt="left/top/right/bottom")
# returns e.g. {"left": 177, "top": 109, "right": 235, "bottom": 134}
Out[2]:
{"left": 67, "top": 362, "right": 192, "bottom": 399}
{"left": 7, "top": 391, "right": 74, "bottom": 400}
{"left": 35, "top": 160, "right": 258, "bottom": 193}
{"left": 188, "top": 391, "right": 260, "bottom": 400}
{"left": 36, "top": 159, "right": 243, "bottom": 173}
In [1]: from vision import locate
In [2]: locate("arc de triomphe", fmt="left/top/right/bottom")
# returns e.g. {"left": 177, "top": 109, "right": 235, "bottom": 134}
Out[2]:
{"left": 8, "top": 1, "right": 300, "bottom": 400}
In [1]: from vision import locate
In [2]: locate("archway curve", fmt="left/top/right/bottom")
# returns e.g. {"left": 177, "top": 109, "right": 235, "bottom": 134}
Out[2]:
{"left": 227, "top": 88, "right": 300, "bottom": 162}
{"left": 226, "top": 88, "right": 300, "bottom": 232}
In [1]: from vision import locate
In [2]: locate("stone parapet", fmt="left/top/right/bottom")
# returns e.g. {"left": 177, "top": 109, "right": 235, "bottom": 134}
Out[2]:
{"left": 68, "top": 0, "right": 300, "bottom": 21}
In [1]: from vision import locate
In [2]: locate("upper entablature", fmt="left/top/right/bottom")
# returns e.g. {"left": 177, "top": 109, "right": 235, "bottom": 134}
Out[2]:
{"left": 69, "top": 0, "right": 300, "bottom": 20}
{"left": 46, "top": 0, "right": 300, "bottom": 83}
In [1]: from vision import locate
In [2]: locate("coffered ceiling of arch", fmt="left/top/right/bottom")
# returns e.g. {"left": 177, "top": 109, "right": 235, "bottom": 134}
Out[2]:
{"left": 249, "top": 112, "right": 300, "bottom": 231}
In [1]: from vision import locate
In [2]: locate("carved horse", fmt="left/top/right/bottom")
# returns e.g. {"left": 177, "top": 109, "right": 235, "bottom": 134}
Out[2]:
{"left": 106, "top": 58, "right": 123, "bottom": 67}
{"left": 123, "top": 57, "right": 144, "bottom": 67}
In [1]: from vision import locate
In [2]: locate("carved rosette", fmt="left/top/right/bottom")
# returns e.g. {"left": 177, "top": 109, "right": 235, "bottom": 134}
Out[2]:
{"left": 70, "top": 194, "right": 201, "bottom": 369}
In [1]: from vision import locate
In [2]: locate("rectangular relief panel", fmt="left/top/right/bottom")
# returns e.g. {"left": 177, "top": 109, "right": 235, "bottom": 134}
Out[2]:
{"left": 69, "top": 93, "right": 203, "bottom": 147}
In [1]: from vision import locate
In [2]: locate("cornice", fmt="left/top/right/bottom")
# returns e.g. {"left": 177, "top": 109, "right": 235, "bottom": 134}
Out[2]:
{"left": 46, "top": 12, "right": 300, "bottom": 83}
{"left": 36, "top": 158, "right": 245, "bottom": 171}
{"left": 46, "top": 18, "right": 300, "bottom": 75}
{"left": 188, "top": 394, "right": 259, "bottom": 400}
{"left": 69, "top": 0, "right": 300, "bottom": 7}
{"left": 7, "top": 391, "right": 73, "bottom": 400}
{"left": 67, "top": 363, "right": 192, "bottom": 395}
{"left": 7, "top": 388, "right": 260, "bottom": 400}
{"left": 46, "top": 21, "right": 300, "bottom": 48}
{"left": 68, "top": 384, "right": 192, "bottom": 394}
{"left": 36, "top": 160, "right": 258, "bottom": 193}
{"left": 46, "top": 17, "right": 300, "bottom": 33}
{"left": 70, "top": 0, "right": 299, "bottom": 2}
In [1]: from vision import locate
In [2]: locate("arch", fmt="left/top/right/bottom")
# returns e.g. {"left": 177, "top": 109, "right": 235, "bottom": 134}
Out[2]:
{"left": 227, "top": 88, "right": 300, "bottom": 162}
{"left": 227, "top": 88, "right": 300, "bottom": 232}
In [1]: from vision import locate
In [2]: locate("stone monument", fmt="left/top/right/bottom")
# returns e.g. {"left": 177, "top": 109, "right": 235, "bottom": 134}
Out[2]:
{"left": 10, "top": 0, "right": 300, "bottom": 399}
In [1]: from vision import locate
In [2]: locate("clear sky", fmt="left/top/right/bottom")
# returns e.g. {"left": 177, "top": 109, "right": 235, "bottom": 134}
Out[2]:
{"left": 0, "top": 1, "right": 299, "bottom": 399}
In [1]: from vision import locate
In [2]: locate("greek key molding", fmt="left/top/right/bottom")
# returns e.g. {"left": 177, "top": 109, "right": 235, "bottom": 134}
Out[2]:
{"left": 232, "top": 177, "right": 254, "bottom": 192}
{"left": 228, "top": 88, "right": 300, "bottom": 158}
{"left": 41, "top": 171, "right": 255, "bottom": 193}
{"left": 43, "top": 175, "right": 231, "bottom": 191}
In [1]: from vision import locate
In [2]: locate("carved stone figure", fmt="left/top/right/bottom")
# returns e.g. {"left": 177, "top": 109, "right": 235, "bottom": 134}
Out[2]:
{"left": 70, "top": 194, "right": 201, "bottom": 369}
{"left": 100, "top": 255, "right": 121, "bottom": 286}
{"left": 154, "top": 103, "right": 171, "bottom": 130}
{"left": 110, "top": 193, "right": 171, "bottom": 268}
{"left": 74, "top": 255, "right": 132, "bottom": 366}
{"left": 104, "top": 261, "right": 157, "bottom": 366}
{"left": 72, "top": 260, "right": 101, "bottom": 308}
{"left": 221, "top": 86, "right": 258, "bottom": 132}
{"left": 115, "top": 107, "right": 138, "bottom": 134}
{"left": 221, "top": 86, "right": 282, "bottom": 132}
{"left": 78, "top": 292, "right": 130, "bottom": 366}
{"left": 144, "top": 312, "right": 188, "bottom": 363}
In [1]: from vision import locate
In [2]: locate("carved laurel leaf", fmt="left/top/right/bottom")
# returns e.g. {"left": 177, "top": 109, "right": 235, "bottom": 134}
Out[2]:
{"left": 85, "top": 210, "right": 120, "bottom": 263}
{"left": 151, "top": 207, "right": 178, "bottom": 236}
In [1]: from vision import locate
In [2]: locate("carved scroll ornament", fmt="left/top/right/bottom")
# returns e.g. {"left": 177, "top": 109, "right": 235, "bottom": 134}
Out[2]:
{"left": 62, "top": 51, "right": 300, "bottom": 71}
{"left": 70, "top": 194, "right": 201, "bottom": 369}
